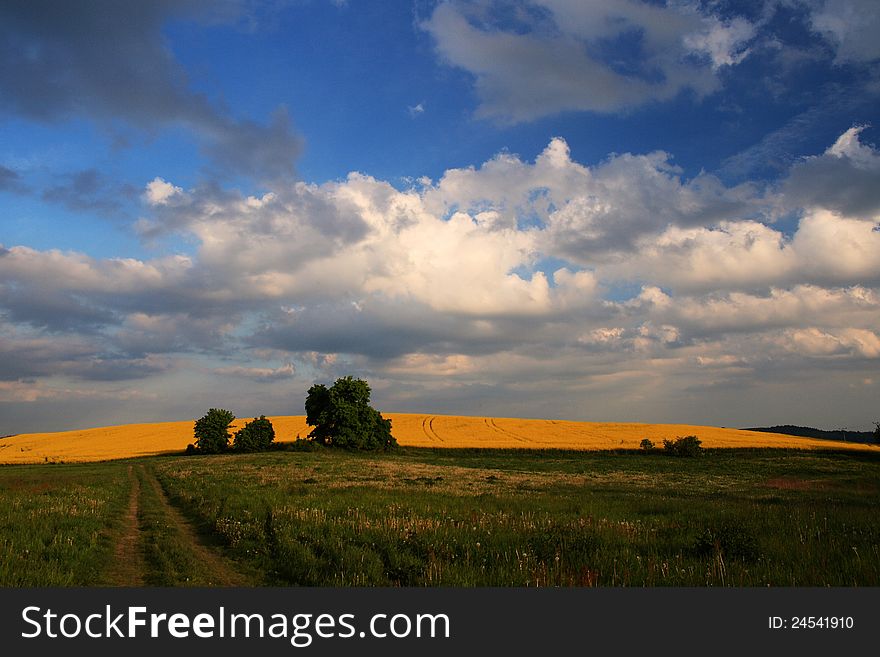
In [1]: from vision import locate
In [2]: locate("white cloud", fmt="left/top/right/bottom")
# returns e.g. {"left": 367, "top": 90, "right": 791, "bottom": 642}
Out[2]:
{"left": 144, "top": 177, "right": 183, "bottom": 205}
{"left": 824, "top": 125, "right": 879, "bottom": 166}
{"left": 683, "top": 16, "right": 757, "bottom": 69}
{"left": 603, "top": 209, "right": 880, "bottom": 293}
{"left": 0, "top": 245, "right": 192, "bottom": 295}
{"left": 3, "top": 127, "right": 880, "bottom": 430}
{"left": 780, "top": 327, "right": 880, "bottom": 358}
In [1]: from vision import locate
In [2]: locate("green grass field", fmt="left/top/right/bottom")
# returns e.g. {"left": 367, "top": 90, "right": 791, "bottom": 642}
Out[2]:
{"left": 1, "top": 447, "right": 879, "bottom": 586}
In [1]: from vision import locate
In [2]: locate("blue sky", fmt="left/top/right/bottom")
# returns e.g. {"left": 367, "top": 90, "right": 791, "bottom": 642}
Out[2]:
{"left": 1, "top": 0, "right": 879, "bottom": 434}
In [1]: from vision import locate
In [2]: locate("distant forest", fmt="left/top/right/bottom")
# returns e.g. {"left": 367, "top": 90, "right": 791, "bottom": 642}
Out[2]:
{"left": 746, "top": 425, "right": 875, "bottom": 444}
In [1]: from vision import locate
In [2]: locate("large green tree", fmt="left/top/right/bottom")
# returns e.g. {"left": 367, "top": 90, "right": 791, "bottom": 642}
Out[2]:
{"left": 305, "top": 376, "right": 396, "bottom": 450}
{"left": 193, "top": 408, "right": 235, "bottom": 453}
{"left": 233, "top": 415, "right": 276, "bottom": 452}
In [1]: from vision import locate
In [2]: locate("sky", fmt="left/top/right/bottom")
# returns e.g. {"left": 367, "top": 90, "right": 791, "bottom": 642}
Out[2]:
{"left": 1, "top": 0, "right": 879, "bottom": 435}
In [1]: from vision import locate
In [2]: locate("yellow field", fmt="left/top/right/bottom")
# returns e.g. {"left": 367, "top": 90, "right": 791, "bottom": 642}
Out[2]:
{"left": 0, "top": 414, "right": 875, "bottom": 464}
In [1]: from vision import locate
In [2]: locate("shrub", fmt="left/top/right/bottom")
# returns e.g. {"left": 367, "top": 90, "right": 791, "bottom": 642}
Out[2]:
{"left": 233, "top": 415, "right": 275, "bottom": 452}
{"left": 663, "top": 435, "right": 703, "bottom": 457}
{"left": 639, "top": 438, "right": 655, "bottom": 451}
{"left": 288, "top": 437, "right": 323, "bottom": 452}
{"left": 193, "top": 408, "right": 235, "bottom": 454}
{"left": 693, "top": 522, "right": 761, "bottom": 561}
{"left": 305, "top": 376, "right": 396, "bottom": 450}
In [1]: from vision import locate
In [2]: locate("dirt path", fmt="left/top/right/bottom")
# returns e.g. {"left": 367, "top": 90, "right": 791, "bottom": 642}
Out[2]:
{"left": 105, "top": 464, "right": 145, "bottom": 586}
{"left": 141, "top": 466, "right": 248, "bottom": 587}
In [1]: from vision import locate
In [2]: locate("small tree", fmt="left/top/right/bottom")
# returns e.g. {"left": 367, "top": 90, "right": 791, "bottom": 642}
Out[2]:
{"left": 233, "top": 415, "right": 276, "bottom": 452}
{"left": 193, "top": 408, "right": 235, "bottom": 454}
{"left": 663, "top": 435, "right": 703, "bottom": 457}
{"left": 874, "top": 421, "right": 880, "bottom": 445}
{"left": 305, "top": 376, "right": 396, "bottom": 450}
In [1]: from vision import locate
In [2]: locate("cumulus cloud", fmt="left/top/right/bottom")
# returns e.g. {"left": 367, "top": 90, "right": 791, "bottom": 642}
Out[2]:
{"left": 144, "top": 178, "right": 184, "bottom": 206}
{"left": 423, "top": 0, "right": 756, "bottom": 122}
{"left": 0, "top": 1, "right": 302, "bottom": 182}
{"left": 786, "top": 326, "right": 880, "bottom": 357}
{"left": 603, "top": 210, "right": 880, "bottom": 293}
{"left": 2, "top": 127, "right": 879, "bottom": 430}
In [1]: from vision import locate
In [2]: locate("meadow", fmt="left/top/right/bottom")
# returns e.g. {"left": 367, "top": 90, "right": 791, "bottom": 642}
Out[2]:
{"left": 1, "top": 445, "right": 878, "bottom": 586}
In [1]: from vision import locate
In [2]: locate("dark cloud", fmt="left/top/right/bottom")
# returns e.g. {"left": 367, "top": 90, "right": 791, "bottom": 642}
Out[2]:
{"left": 41, "top": 168, "right": 136, "bottom": 216}
{"left": 0, "top": 285, "right": 118, "bottom": 332}
{"left": 0, "top": 165, "right": 29, "bottom": 194}
{"left": 114, "top": 314, "right": 235, "bottom": 357}
{"left": 0, "top": 327, "right": 168, "bottom": 382}
{"left": 0, "top": 0, "right": 301, "bottom": 182}
{"left": 251, "top": 301, "right": 568, "bottom": 360}
{"left": 422, "top": 1, "right": 734, "bottom": 123}
{"left": 0, "top": 334, "right": 94, "bottom": 381}
{"left": 253, "top": 303, "right": 471, "bottom": 359}
{"left": 202, "top": 107, "right": 304, "bottom": 184}
{"left": 782, "top": 149, "right": 880, "bottom": 217}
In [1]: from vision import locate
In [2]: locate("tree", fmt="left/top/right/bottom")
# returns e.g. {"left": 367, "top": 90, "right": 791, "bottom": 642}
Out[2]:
{"left": 233, "top": 415, "right": 276, "bottom": 452}
{"left": 874, "top": 421, "right": 880, "bottom": 444}
{"left": 193, "top": 408, "right": 235, "bottom": 453}
{"left": 305, "top": 376, "right": 396, "bottom": 450}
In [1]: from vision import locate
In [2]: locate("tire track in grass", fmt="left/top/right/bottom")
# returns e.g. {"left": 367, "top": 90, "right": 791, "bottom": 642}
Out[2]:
{"left": 106, "top": 464, "right": 145, "bottom": 586}
{"left": 141, "top": 465, "right": 249, "bottom": 587}
{"left": 422, "top": 415, "right": 444, "bottom": 443}
{"left": 487, "top": 418, "right": 531, "bottom": 445}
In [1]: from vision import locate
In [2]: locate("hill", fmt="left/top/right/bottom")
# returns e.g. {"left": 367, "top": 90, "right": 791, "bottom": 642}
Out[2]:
{"left": 1, "top": 414, "right": 877, "bottom": 464}
{"left": 745, "top": 425, "right": 876, "bottom": 444}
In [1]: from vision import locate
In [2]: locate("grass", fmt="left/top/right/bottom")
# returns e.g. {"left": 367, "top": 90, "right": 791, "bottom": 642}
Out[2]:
{"left": 0, "top": 462, "right": 130, "bottom": 586}
{"left": 1, "top": 446, "right": 878, "bottom": 587}
{"left": 152, "top": 446, "right": 880, "bottom": 586}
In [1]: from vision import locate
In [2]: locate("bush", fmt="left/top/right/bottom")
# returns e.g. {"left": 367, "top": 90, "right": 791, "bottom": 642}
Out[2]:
{"left": 233, "top": 415, "right": 275, "bottom": 452}
{"left": 693, "top": 522, "right": 761, "bottom": 561}
{"left": 305, "top": 376, "right": 396, "bottom": 450}
{"left": 639, "top": 438, "right": 655, "bottom": 451}
{"left": 287, "top": 437, "right": 323, "bottom": 452}
{"left": 193, "top": 408, "right": 235, "bottom": 454}
{"left": 663, "top": 435, "right": 703, "bottom": 457}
